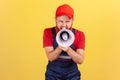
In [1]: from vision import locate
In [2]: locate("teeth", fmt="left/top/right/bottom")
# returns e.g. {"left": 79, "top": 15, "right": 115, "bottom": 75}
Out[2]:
{"left": 62, "top": 27, "right": 66, "bottom": 29}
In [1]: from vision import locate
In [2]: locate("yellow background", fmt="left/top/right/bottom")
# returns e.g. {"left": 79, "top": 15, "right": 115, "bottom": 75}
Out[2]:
{"left": 0, "top": 0, "right": 120, "bottom": 80}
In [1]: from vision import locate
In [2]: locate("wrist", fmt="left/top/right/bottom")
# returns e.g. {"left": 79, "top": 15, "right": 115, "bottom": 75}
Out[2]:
{"left": 66, "top": 47, "right": 70, "bottom": 52}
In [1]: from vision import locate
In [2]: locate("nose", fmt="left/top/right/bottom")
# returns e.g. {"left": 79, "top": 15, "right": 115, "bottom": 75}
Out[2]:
{"left": 62, "top": 22, "right": 67, "bottom": 27}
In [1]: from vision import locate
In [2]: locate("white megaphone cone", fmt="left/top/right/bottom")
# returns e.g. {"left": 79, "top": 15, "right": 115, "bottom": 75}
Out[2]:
{"left": 56, "top": 28, "right": 75, "bottom": 47}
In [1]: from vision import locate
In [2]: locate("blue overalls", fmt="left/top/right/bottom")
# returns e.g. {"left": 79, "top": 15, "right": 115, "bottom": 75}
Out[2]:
{"left": 45, "top": 27, "right": 81, "bottom": 80}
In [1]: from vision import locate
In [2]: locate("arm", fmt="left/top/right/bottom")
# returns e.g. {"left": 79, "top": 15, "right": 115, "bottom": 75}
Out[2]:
{"left": 67, "top": 30, "right": 85, "bottom": 64}
{"left": 44, "top": 46, "right": 62, "bottom": 62}
{"left": 43, "top": 28, "right": 62, "bottom": 61}
{"left": 67, "top": 47, "right": 84, "bottom": 64}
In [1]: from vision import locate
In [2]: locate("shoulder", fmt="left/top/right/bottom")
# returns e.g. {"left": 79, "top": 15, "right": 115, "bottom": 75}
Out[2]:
{"left": 44, "top": 27, "right": 55, "bottom": 34}
{"left": 73, "top": 28, "right": 85, "bottom": 36}
{"left": 44, "top": 27, "right": 52, "bottom": 32}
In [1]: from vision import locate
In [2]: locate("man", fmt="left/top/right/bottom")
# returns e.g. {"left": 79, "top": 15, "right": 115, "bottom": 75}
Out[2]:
{"left": 43, "top": 4, "right": 85, "bottom": 80}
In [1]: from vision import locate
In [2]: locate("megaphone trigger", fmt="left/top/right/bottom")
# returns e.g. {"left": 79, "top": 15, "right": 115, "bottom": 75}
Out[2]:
{"left": 56, "top": 28, "right": 75, "bottom": 47}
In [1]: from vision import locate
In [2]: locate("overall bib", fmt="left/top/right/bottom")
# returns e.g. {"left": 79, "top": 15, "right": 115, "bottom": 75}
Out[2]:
{"left": 45, "top": 27, "right": 81, "bottom": 80}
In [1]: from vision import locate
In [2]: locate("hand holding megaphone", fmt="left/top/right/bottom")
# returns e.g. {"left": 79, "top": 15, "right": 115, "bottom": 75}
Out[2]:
{"left": 56, "top": 28, "right": 75, "bottom": 47}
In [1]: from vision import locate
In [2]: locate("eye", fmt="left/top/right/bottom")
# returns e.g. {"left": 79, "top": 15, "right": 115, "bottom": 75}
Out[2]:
{"left": 58, "top": 20, "right": 63, "bottom": 23}
{"left": 66, "top": 21, "right": 70, "bottom": 23}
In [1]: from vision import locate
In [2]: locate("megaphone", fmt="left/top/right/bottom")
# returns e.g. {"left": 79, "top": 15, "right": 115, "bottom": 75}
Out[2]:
{"left": 56, "top": 28, "right": 75, "bottom": 47}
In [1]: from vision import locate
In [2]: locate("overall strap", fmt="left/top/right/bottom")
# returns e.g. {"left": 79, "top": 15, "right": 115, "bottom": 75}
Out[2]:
{"left": 51, "top": 27, "right": 58, "bottom": 49}
{"left": 72, "top": 28, "right": 75, "bottom": 34}
{"left": 51, "top": 27, "right": 56, "bottom": 39}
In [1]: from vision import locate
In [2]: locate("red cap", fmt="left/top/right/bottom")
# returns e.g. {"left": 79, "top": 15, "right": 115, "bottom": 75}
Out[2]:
{"left": 55, "top": 4, "right": 74, "bottom": 19}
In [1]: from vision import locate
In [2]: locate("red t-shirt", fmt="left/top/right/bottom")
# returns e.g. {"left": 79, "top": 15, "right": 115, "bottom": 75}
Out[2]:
{"left": 43, "top": 27, "right": 85, "bottom": 50}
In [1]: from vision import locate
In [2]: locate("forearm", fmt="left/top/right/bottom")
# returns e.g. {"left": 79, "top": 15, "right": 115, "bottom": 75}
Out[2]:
{"left": 67, "top": 47, "right": 84, "bottom": 64}
{"left": 47, "top": 46, "right": 62, "bottom": 61}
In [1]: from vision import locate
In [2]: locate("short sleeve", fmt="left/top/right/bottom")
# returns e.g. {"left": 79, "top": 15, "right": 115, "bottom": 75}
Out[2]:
{"left": 43, "top": 28, "right": 53, "bottom": 47}
{"left": 75, "top": 30, "right": 85, "bottom": 50}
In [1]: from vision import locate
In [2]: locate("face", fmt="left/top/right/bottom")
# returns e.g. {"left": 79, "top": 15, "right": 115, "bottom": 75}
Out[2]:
{"left": 56, "top": 15, "right": 73, "bottom": 30}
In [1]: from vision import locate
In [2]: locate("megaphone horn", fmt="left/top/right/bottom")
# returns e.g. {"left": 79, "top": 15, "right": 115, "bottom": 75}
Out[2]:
{"left": 60, "top": 31, "right": 69, "bottom": 41}
{"left": 56, "top": 28, "right": 75, "bottom": 47}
